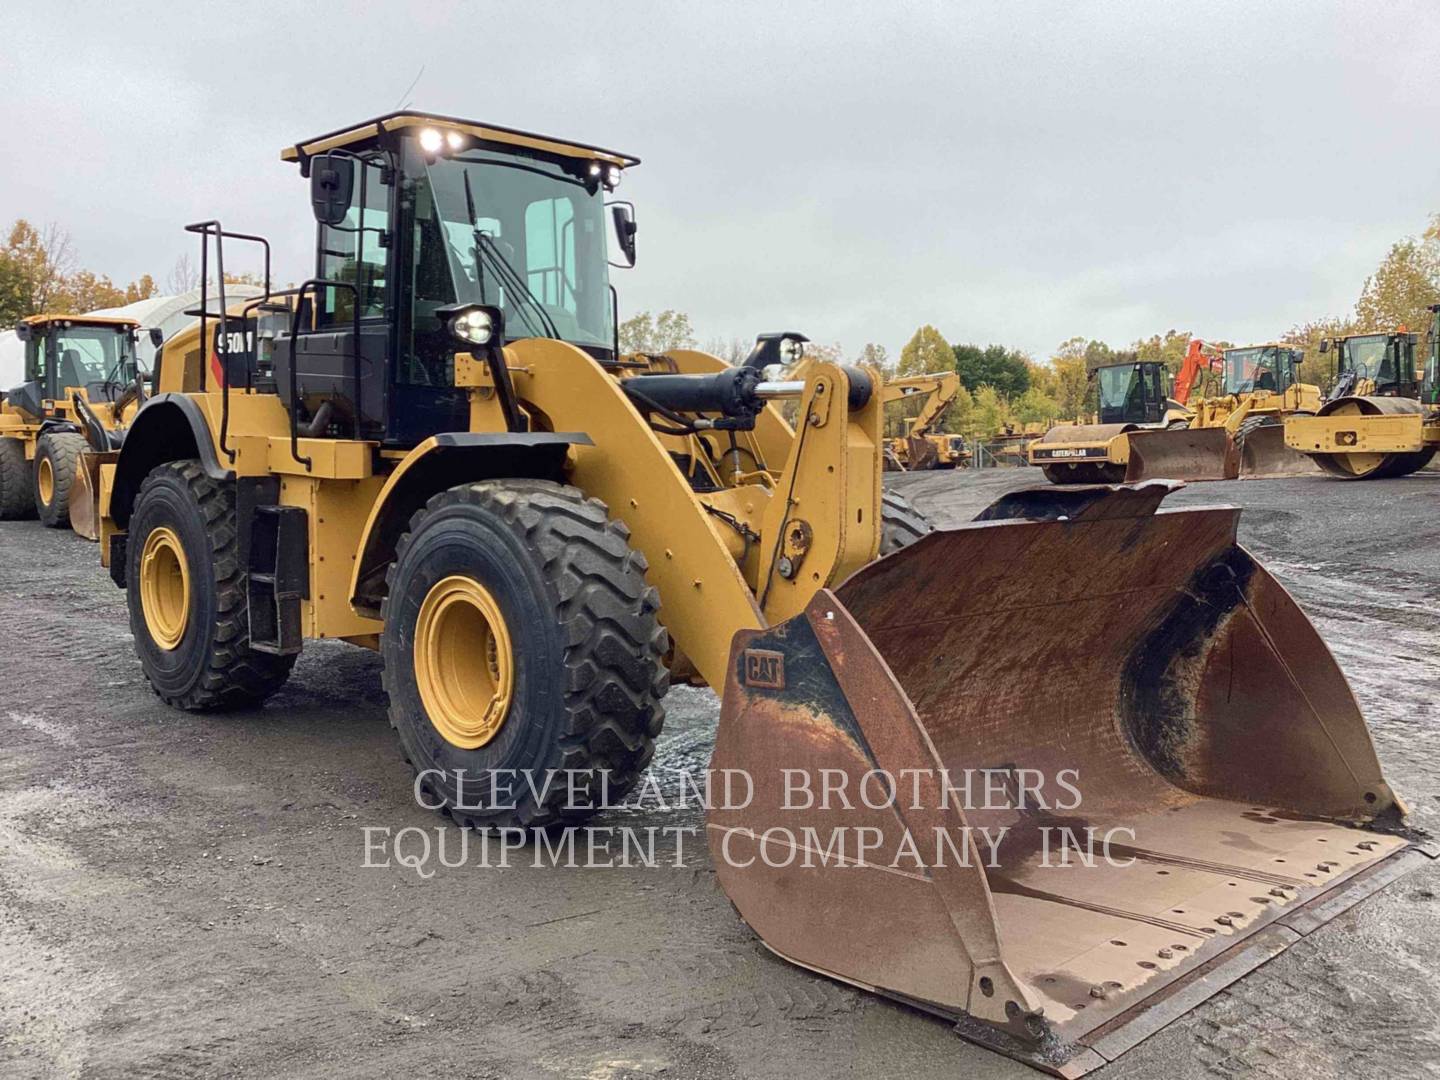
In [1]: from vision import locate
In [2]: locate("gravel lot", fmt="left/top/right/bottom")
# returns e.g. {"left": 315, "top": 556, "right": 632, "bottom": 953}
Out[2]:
{"left": 2, "top": 468, "right": 1437, "bottom": 1080}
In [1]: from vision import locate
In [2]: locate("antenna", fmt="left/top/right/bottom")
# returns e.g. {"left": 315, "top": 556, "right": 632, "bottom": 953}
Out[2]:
{"left": 394, "top": 65, "right": 425, "bottom": 110}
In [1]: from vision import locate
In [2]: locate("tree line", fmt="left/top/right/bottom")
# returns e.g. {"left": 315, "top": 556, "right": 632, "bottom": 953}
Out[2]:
{"left": 622, "top": 211, "right": 1440, "bottom": 439}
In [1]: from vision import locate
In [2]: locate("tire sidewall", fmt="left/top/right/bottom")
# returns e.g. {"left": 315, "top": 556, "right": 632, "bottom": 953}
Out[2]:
{"left": 383, "top": 500, "right": 571, "bottom": 818}
{"left": 127, "top": 469, "right": 223, "bottom": 701}
{"left": 34, "top": 433, "right": 74, "bottom": 525}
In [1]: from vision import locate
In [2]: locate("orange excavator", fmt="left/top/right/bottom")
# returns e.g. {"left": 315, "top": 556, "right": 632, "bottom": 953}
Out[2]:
{"left": 1173, "top": 337, "right": 1224, "bottom": 406}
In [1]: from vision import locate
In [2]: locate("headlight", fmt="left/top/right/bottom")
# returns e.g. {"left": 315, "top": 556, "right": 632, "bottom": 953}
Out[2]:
{"left": 453, "top": 309, "right": 495, "bottom": 345}
{"left": 438, "top": 304, "right": 503, "bottom": 347}
{"left": 419, "top": 127, "right": 444, "bottom": 154}
{"left": 588, "top": 161, "right": 603, "bottom": 179}
{"left": 445, "top": 130, "right": 465, "bottom": 151}
{"left": 779, "top": 337, "right": 804, "bottom": 364}
{"left": 605, "top": 164, "right": 622, "bottom": 190}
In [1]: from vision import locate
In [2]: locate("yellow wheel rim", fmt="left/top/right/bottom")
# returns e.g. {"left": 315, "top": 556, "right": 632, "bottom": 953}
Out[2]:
{"left": 37, "top": 457, "right": 54, "bottom": 506}
{"left": 140, "top": 526, "right": 191, "bottom": 650}
{"left": 413, "top": 575, "right": 514, "bottom": 749}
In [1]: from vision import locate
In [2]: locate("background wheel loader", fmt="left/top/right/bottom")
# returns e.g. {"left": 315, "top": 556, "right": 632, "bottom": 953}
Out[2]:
{"left": 0, "top": 314, "right": 159, "bottom": 531}
{"left": 94, "top": 112, "right": 1418, "bottom": 1075}
{"left": 1125, "top": 341, "right": 1322, "bottom": 481}
{"left": 1028, "top": 357, "right": 1189, "bottom": 483}
{"left": 1284, "top": 313, "right": 1440, "bottom": 479}
{"left": 881, "top": 371, "right": 970, "bottom": 471}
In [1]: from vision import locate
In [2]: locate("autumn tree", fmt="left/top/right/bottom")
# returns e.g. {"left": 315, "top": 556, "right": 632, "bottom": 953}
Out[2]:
{"left": 3, "top": 220, "right": 74, "bottom": 315}
{"left": 1354, "top": 220, "right": 1440, "bottom": 339}
{"left": 855, "top": 342, "right": 892, "bottom": 377}
{"left": 618, "top": 309, "right": 697, "bottom": 354}
{"left": 896, "top": 324, "right": 952, "bottom": 376}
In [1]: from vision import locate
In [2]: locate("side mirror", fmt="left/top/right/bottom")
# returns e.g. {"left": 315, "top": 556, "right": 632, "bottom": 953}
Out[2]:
{"left": 1318, "top": 339, "right": 1330, "bottom": 354}
{"left": 310, "top": 155, "right": 355, "bottom": 226}
{"left": 609, "top": 202, "right": 637, "bottom": 268}
{"left": 148, "top": 327, "right": 164, "bottom": 347}
{"left": 15, "top": 323, "right": 31, "bottom": 342}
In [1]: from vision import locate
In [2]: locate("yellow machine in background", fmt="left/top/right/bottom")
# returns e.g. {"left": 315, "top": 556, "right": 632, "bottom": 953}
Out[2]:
{"left": 91, "top": 112, "right": 1415, "bottom": 1074}
{"left": 881, "top": 371, "right": 969, "bottom": 470}
{"left": 0, "top": 314, "right": 160, "bottom": 530}
{"left": 1286, "top": 316, "right": 1440, "bottom": 479}
{"left": 1124, "top": 342, "right": 1321, "bottom": 481}
{"left": 1029, "top": 358, "right": 1189, "bottom": 483}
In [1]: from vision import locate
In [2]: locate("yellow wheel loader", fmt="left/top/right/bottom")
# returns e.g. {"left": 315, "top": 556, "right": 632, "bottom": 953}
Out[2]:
{"left": 1028, "top": 358, "right": 1189, "bottom": 483}
{"left": 1125, "top": 343, "right": 1322, "bottom": 481}
{"left": 1284, "top": 316, "right": 1440, "bottom": 479}
{"left": 95, "top": 112, "right": 1417, "bottom": 1075}
{"left": 881, "top": 371, "right": 969, "bottom": 471}
{"left": 0, "top": 314, "right": 161, "bottom": 532}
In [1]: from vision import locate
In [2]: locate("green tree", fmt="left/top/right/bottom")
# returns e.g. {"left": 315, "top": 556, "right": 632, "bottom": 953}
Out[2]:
{"left": 896, "top": 324, "right": 952, "bottom": 376}
{"left": 619, "top": 309, "right": 696, "bottom": 354}
{"left": 1011, "top": 386, "right": 1060, "bottom": 426}
{"left": 953, "top": 342, "right": 1031, "bottom": 398}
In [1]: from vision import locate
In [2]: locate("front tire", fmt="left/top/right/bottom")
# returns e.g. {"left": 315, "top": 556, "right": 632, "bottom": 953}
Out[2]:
{"left": 880, "top": 490, "right": 935, "bottom": 554}
{"left": 0, "top": 438, "right": 33, "bottom": 520}
{"left": 127, "top": 461, "right": 295, "bottom": 709}
{"left": 381, "top": 480, "right": 669, "bottom": 831}
{"left": 34, "top": 430, "right": 86, "bottom": 528}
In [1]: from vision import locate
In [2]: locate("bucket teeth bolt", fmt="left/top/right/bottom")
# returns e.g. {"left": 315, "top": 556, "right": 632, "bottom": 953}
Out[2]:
{"left": 1269, "top": 887, "right": 1288, "bottom": 898}
{"left": 1216, "top": 915, "right": 1234, "bottom": 926}
{"left": 1157, "top": 948, "right": 1174, "bottom": 959}
{"left": 1089, "top": 985, "right": 1108, "bottom": 999}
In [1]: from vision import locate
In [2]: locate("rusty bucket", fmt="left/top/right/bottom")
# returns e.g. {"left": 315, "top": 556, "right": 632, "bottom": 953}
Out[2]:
{"left": 710, "top": 482, "right": 1414, "bottom": 1075}
{"left": 1124, "top": 427, "right": 1237, "bottom": 482}
{"left": 67, "top": 449, "right": 114, "bottom": 542}
{"left": 1236, "top": 422, "right": 1322, "bottom": 480}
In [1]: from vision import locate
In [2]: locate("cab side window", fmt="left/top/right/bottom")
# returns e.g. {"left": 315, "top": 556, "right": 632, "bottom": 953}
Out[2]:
{"left": 317, "top": 158, "right": 390, "bottom": 325}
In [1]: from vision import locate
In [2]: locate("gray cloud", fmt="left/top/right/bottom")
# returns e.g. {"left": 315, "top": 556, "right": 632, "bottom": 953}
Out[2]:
{"left": 3, "top": 0, "right": 1436, "bottom": 358}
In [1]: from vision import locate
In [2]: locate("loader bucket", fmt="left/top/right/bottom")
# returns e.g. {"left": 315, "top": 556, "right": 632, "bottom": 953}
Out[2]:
{"left": 67, "top": 449, "right": 113, "bottom": 542}
{"left": 1124, "top": 427, "right": 1237, "bottom": 482}
{"left": 710, "top": 482, "right": 1414, "bottom": 1076}
{"left": 1237, "top": 423, "right": 1321, "bottom": 479}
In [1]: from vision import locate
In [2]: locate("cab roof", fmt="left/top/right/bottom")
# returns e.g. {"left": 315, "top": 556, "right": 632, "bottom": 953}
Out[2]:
{"left": 20, "top": 313, "right": 139, "bottom": 329}
{"left": 281, "top": 111, "right": 640, "bottom": 169}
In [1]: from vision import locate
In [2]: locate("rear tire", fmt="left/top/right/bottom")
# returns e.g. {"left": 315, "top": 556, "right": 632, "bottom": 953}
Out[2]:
{"left": 127, "top": 460, "right": 295, "bottom": 710}
{"left": 880, "top": 490, "right": 935, "bottom": 554}
{"left": 0, "top": 437, "right": 33, "bottom": 520}
{"left": 381, "top": 480, "right": 669, "bottom": 831}
{"left": 34, "top": 430, "right": 85, "bottom": 528}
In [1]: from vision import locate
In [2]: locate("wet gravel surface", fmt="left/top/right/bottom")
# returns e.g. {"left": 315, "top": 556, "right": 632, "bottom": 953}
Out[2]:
{"left": 2, "top": 468, "right": 1438, "bottom": 1079}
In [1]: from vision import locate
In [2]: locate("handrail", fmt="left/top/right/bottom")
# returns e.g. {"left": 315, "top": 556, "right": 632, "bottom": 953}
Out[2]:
{"left": 183, "top": 221, "right": 273, "bottom": 462}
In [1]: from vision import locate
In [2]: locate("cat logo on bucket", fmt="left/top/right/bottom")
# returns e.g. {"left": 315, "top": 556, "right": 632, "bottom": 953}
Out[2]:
{"left": 742, "top": 648, "right": 785, "bottom": 690}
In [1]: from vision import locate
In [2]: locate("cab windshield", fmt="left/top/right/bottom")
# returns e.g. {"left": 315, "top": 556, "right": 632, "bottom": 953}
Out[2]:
{"left": 422, "top": 151, "right": 614, "bottom": 350}
{"left": 1224, "top": 347, "right": 1285, "bottom": 395}
{"left": 1097, "top": 365, "right": 1142, "bottom": 412}
{"left": 45, "top": 324, "right": 138, "bottom": 390}
{"left": 1342, "top": 336, "right": 1392, "bottom": 384}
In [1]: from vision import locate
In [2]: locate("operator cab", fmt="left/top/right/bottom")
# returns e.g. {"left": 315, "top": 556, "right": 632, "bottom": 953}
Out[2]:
{"left": 10, "top": 316, "right": 148, "bottom": 418}
{"left": 1095, "top": 359, "right": 1166, "bottom": 425}
{"left": 1325, "top": 332, "right": 1417, "bottom": 399}
{"left": 1222, "top": 344, "right": 1303, "bottom": 397}
{"left": 260, "top": 112, "right": 640, "bottom": 449}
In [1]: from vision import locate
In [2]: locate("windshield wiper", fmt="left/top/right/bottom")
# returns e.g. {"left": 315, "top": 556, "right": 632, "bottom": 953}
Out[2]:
{"left": 475, "top": 232, "right": 560, "bottom": 340}
{"left": 460, "top": 169, "right": 559, "bottom": 340}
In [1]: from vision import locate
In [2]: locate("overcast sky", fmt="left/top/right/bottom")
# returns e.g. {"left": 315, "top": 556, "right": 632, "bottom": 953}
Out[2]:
{"left": 4, "top": 1, "right": 1437, "bottom": 360}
